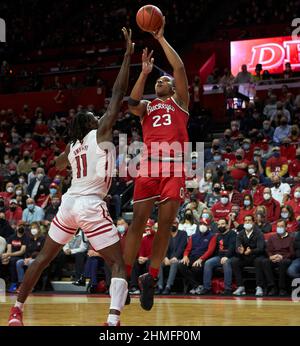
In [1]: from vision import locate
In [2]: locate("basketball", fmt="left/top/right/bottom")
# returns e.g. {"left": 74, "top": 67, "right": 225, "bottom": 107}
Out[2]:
{"left": 136, "top": 5, "right": 163, "bottom": 32}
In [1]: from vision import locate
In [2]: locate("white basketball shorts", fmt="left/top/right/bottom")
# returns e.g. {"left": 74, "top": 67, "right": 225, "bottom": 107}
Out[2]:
{"left": 48, "top": 194, "right": 119, "bottom": 251}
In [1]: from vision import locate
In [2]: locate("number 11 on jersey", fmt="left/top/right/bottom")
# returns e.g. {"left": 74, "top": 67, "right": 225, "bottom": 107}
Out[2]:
{"left": 75, "top": 154, "right": 87, "bottom": 178}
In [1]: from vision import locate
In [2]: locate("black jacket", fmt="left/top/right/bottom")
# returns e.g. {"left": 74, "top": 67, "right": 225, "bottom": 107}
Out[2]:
{"left": 294, "top": 231, "right": 300, "bottom": 258}
{"left": 166, "top": 231, "right": 188, "bottom": 260}
{"left": 236, "top": 228, "right": 265, "bottom": 257}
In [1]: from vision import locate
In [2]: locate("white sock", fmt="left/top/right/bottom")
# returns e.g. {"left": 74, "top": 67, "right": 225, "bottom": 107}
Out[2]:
{"left": 14, "top": 301, "right": 24, "bottom": 311}
{"left": 109, "top": 278, "right": 128, "bottom": 311}
{"left": 107, "top": 313, "right": 120, "bottom": 326}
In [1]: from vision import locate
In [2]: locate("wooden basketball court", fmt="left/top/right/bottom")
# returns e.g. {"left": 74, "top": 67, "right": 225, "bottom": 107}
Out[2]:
{"left": 1, "top": 294, "right": 300, "bottom": 326}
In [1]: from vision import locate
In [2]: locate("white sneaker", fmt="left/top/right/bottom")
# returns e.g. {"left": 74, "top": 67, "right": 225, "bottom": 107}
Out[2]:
{"left": 233, "top": 286, "right": 246, "bottom": 296}
{"left": 195, "top": 285, "right": 204, "bottom": 294}
{"left": 255, "top": 286, "right": 263, "bottom": 297}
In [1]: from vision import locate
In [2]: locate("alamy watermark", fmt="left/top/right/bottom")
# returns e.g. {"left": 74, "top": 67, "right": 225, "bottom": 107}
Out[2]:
{"left": 0, "top": 278, "right": 5, "bottom": 302}
{"left": 0, "top": 18, "right": 6, "bottom": 42}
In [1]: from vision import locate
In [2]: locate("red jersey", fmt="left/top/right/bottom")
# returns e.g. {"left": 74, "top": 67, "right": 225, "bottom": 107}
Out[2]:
{"left": 142, "top": 97, "right": 189, "bottom": 159}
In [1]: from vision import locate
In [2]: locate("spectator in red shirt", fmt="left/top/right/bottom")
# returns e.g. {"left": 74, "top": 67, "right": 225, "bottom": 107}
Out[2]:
{"left": 0, "top": 182, "right": 15, "bottom": 207}
{"left": 261, "top": 187, "right": 281, "bottom": 223}
{"left": 280, "top": 137, "right": 296, "bottom": 163}
{"left": 241, "top": 138, "right": 253, "bottom": 161}
{"left": 271, "top": 205, "right": 298, "bottom": 233}
{"left": 129, "top": 219, "right": 155, "bottom": 294}
{"left": 237, "top": 194, "right": 255, "bottom": 224}
{"left": 227, "top": 148, "right": 250, "bottom": 181}
{"left": 211, "top": 191, "right": 233, "bottom": 222}
{"left": 265, "top": 147, "right": 288, "bottom": 178}
{"left": 19, "top": 133, "right": 39, "bottom": 156}
{"left": 286, "top": 188, "right": 300, "bottom": 221}
{"left": 288, "top": 147, "right": 300, "bottom": 178}
{"left": 242, "top": 175, "right": 264, "bottom": 206}
{"left": 5, "top": 199, "right": 23, "bottom": 226}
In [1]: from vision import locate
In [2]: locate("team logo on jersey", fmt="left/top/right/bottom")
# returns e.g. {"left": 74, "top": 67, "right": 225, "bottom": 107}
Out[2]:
{"left": 147, "top": 102, "right": 175, "bottom": 114}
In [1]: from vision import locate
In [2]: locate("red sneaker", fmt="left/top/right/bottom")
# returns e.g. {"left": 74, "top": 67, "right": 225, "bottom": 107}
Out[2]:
{"left": 8, "top": 307, "right": 23, "bottom": 326}
{"left": 103, "top": 321, "right": 121, "bottom": 326}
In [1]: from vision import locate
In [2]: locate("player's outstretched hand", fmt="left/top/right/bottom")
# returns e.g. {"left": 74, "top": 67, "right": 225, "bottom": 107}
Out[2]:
{"left": 141, "top": 47, "right": 154, "bottom": 75}
{"left": 152, "top": 16, "right": 165, "bottom": 40}
{"left": 122, "top": 27, "right": 135, "bottom": 56}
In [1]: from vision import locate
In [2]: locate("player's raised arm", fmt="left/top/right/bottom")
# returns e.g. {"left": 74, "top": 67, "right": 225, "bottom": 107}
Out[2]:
{"left": 128, "top": 48, "right": 154, "bottom": 118}
{"left": 55, "top": 143, "right": 70, "bottom": 170}
{"left": 152, "top": 17, "right": 189, "bottom": 110}
{"left": 97, "top": 28, "right": 134, "bottom": 138}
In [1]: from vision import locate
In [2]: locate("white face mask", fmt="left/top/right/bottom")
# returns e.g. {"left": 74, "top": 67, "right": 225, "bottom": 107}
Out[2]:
{"left": 263, "top": 193, "right": 271, "bottom": 200}
{"left": 206, "top": 173, "right": 212, "bottom": 179}
{"left": 31, "top": 228, "right": 38, "bottom": 236}
{"left": 6, "top": 187, "right": 14, "bottom": 193}
{"left": 4, "top": 159, "right": 9, "bottom": 164}
{"left": 244, "top": 223, "right": 253, "bottom": 231}
{"left": 221, "top": 197, "right": 229, "bottom": 204}
{"left": 295, "top": 191, "right": 300, "bottom": 199}
{"left": 16, "top": 190, "right": 22, "bottom": 196}
{"left": 248, "top": 168, "right": 255, "bottom": 175}
{"left": 37, "top": 173, "right": 44, "bottom": 180}
{"left": 199, "top": 225, "right": 208, "bottom": 233}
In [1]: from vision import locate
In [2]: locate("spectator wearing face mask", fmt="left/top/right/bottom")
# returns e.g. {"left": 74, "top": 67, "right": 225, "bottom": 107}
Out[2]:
{"left": 129, "top": 219, "right": 155, "bottom": 294}
{"left": 205, "top": 150, "right": 227, "bottom": 178}
{"left": 260, "top": 120, "right": 275, "bottom": 142}
{"left": 2, "top": 223, "right": 28, "bottom": 293}
{"left": 219, "top": 129, "right": 234, "bottom": 151}
{"left": 44, "top": 196, "right": 61, "bottom": 224}
{"left": 0, "top": 182, "right": 15, "bottom": 207}
{"left": 27, "top": 167, "right": 51, "bottom": 198}
{"left": 116, "top": 217, "right": 128, "bottom": 251}
{"left": 270, "top": 175, "right": 291, "bottom": 205}
{"left": 17, "top": 175, "right": 28, "bottom": 194}
{"left": 204, "top": 140, "right": 221, "bottom": 165}
{"left": 287, "top": 230, "right": 300, "bottom": 279}
{"left": 199, "top": 169, "right": 214, "bottom": 194}
{"left": 186, "top": 197, "right": 206, "bottom": 221}
{"left": 280, "top": 137, "right": 295, "bottom": 163}
{"left": 260, "top": 187, "right": 280, "bottom": 223}
{"left": 240, "top": 138, "right": 253, "bottom": 161}
{"left": 211, "top": 191, "right": 233, "bottom": 222}
{"left": 200, "top": 208, "right": 218, "bottom": 233}
{"left": 242, "top": 175, "right": 265, "bottom": 206}
{"left": 286, "top": 187, "right": 300, "bottom": 220}
{"left": 227, "top": 148, "right": 250, "bottom": 181}
{"left": 205, "top": 183, "right": 222, "bottom": 208}
{"left": 178, "top": 218, "right": 215, "bottom": 295}
{"left": 7, "top": 163, "right": 19, "bottom": 185}
{"left": 239, "top": 162, "right": 266, "bottom": 192}
{"left": 271, "top": 206, "right": 298, "bottom": 233}
{"left": 157, "top": 218, "right": 187, "bottom": 295}
{"left": 22, "top": 198, "right": 45, "bottom": 224}
{"left": 27, "top": 162, "right": 38, "bottom": 185}
{"left": 17, "top": 151, "right": 32, "bottom": 175}
{"left": 265, "top": 147, "right": 288, "bottom": 178}
{"left": 256, "top": 220, "right": 294, "bottom": 296}
{"left": 19, "top": 133, "right": 39, "bottom": 156}
{"left": 231, "top": 215, "right": 265, "bottom": 296}
{"left": 198, "top": 218, "right": 236, "bottom": 295}
{"left": 270, "top": 101, "right": 291, "bottom": 124}
{"left": 273, "top": 117, "right": 291, "bottom": 145}
{"left": 178, "top": 209, "right": 197, "bottom": 237}
{"left": 5, "top": 199, "right": 23, "bottom": 226}
{"left": 15, "top": 222, "right": 45, "bottom": 287}
{"left": 228, "top": 205, "right": 243, "bottom": 232}
{"left": 237, "top": 194, "right": 255, "bottom": 224}
{"left": 255, "top": 213, "right": 272, "bottom": 236}
{"left": 288, "top": 147, "right": 300, "bottom": 179}
{"left": 224, "top": 181, "right": 243, "bottom": 206}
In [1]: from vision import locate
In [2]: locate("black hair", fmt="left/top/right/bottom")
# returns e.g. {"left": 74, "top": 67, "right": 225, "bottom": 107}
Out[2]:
{"left": 69, "top": 111, "right": 95, "bottom": 145}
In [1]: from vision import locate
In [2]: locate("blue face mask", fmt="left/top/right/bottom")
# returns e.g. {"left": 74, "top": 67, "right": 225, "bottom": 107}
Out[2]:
{"left": 273, "top": 152, "right": 280, "bottom": 158}
{"left": 28, "top": 204, "right": 34, "bottom": 211}
{"left": 276, "top": 227, "right": 285, "bottom": 235}
{"left": 214, "top": 155, "right": 221, "bottom": 161}
{"left": 202, "top": 213, "right": 210, "bottom": 219}
{"left": 50, "top": 188, "right": 57, "bottom": 196}
{"left": 117, "top": 225, "right": 126, "bottom": 234}
{"left": 244, "top": 200, "right": 251, "bottom": 206}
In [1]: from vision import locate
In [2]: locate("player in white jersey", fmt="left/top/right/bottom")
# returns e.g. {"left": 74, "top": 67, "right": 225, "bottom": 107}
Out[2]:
{"left": 8, "top": 28, "right": 134, "bottom": 327}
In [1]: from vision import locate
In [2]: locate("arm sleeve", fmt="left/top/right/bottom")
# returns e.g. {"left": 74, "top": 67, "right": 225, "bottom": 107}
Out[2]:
{"left": 183, "top": 237, "right": 192, "bottom": 257}
{"left": 200, "top": 235, "right": 217, "bottom": 261}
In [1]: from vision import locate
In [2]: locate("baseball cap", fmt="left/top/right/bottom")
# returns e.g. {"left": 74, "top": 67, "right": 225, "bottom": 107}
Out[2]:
{"left": 221, "top": 191, "right": 229, "bottom": 196}
{"left": 199, "top": 218, "right": 209, "bottom": 225}
{"left": 272, "top": 146, "right": 280, "bottom": 151}
{"left": 145, "top": 219, "right": 155, "bottom": 229}
{"left": 9, "top": 199, "right": 17, "bottom": 205}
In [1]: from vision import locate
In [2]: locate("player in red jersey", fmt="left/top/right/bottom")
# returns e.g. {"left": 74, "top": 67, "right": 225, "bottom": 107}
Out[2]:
{"left": 123, "top": 18, "right": 189, "bottom": 310}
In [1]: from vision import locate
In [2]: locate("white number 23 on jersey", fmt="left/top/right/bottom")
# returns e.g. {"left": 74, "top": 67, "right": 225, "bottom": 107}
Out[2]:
{"left": 152, "top": 114, "right": 172, "bottom": 127}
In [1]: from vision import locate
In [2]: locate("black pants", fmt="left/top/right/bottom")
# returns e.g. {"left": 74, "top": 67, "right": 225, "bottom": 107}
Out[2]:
{"left": 177, "top": 262, "right": 203, "bottom": 290}
{"left": 257, "top": 258, "right": 292, "bottom": 290}
{"left": 52, "top": 251, "right": 86, "bottom": 280}
{"left": 130, "top": 259, "right": 150, "bottom": 288}
{"left": 9, "top": 256, "right": 22, "bottom": 283}
{"left": 231, "top": 256, "right": 265, "bottom": 287}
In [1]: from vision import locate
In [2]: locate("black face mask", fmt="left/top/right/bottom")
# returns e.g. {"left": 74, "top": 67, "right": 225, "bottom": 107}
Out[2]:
{"left": 32, "top": 167, "right": 37, "bottom": 172}
{"left": 185, "top": 213, "right": 193, "bottom": 221}
{"left": 218, "top": 226, "right": 227, "bottom": 233}
{"left": 281, "top": 121, "right": 288, "bottom": 126}
{"left": 226, "top": 185, "right": 233, "bottom": 191}
{"left": 225, "top": 135, "right": 230, "bottom": 140}
{"left": 225, "top": 148, "right": 232, "bottom": 153}
{"left": 18, "top": 227, "right": 25, "bottom": 234}
{"left": 251, "top": 179, "right": 258, "bottom": 186}
{"left": 274, "top": 182, "right": 280, "bottom": 188}
{"left": 291, "top": 130, "right": 298, "bottom": 136}
{"left": 214, "top": 187, "right": 221, "bottom": 193}
{"left": 171, "top": 226, "right": 177, "bottom": 233}
{"left": 0, "top": 200, "right": 4, "bottom": 207}
{"left": 9, "top": 206, "right": 16, "bottom": 211}
{"left": 236, "top": 155, "right": 242, "bottom": 160}
{"left": 296, "top": 155, "right": 300, "bottom": 160}
{"left": 212, "top": 145, "right": 219, "bottom": 150}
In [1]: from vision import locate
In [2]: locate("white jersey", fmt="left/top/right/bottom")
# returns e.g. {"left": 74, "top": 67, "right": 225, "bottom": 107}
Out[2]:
{"left": 66, "top": 130, "right": 114, "bottom": 198}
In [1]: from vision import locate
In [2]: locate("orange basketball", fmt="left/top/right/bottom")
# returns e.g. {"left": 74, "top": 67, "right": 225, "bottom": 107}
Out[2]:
{"left": 136, "top": 5, "right": 163, "bottom": 32}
